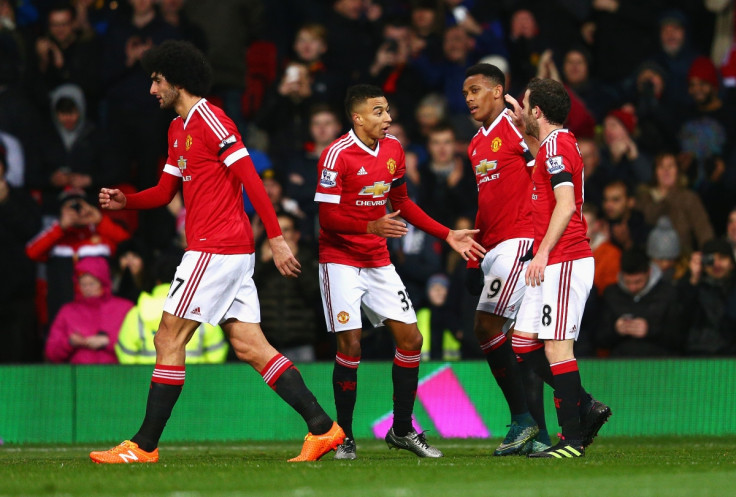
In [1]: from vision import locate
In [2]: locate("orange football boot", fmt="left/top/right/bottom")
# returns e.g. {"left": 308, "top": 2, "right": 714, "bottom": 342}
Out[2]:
{"left": 89, "top": 440, "right": 159, "bottom": 464}
{"left": 288, "top": 422, "right": 345, "bottom": 462}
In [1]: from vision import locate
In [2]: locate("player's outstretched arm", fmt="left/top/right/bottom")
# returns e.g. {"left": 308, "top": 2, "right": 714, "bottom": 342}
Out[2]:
{"left": 98, "top": 188, "right": 127, "bottom": 210}
{"left": 268, "top": 235, "right": 302, "bottom": 278}
{"left": 367, "top": 210, "right": 409, "bottom": 238}
{"left": 445, "top": 229, "right": 486, "bottom": 261}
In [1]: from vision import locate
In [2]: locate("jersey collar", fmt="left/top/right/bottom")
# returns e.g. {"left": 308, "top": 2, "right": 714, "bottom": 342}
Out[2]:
{"left": 481, "top": 108, "right": 509, "bottom": 136}
{"left": 539, "top": 128, "right": 568, "bottom": 149}
{"left": 349, "top": 129, "right": 380, "bottom": 157}
{"left": 183, "top": 98, "right": 207, "bottom": 129}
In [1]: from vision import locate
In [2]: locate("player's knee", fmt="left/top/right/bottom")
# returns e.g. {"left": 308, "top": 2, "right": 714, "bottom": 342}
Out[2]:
{"left": 230, "top": 339, "right": 258, "bottom": 364}
{"left": 153, "top": 329, "right": 177, "bottom": 353}
{"left": 338, "top": 342, "right": 361, "bottom": 357}
{"left": 153, "top": 320, "right": 188, "bottom": 354}
{"left": 336, "top": 332, "right": 361, "bottom": 357}
{"left": 399, "top": 332, "right": 422, "bottom": 351}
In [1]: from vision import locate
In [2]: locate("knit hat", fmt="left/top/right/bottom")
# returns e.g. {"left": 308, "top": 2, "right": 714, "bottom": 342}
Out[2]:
{"left": 479, "top": 54, "right": 509, "bottom": 76}
{"left": 606, "top": 108, "right": 637, "bottom": 135}
{"left": 688, "top": 56, "right": 719, "bottom": 89}
{"left": 646, "top": 216, "right": 680, "bottom": 260}
{"left": 427, "top": 273, "right": 450, "bottom": 290}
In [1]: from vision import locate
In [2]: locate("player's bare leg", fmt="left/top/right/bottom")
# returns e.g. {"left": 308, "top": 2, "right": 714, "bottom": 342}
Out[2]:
{"left": 224, "top": 320, "right": 344, "bottom": 462}
{"left": 474, "top": 312, "right": 539, "bottom": 455}
{"left": 383, "top": 320, "right": 442, "bottom": 457}
{"left": 90, "top": 312, "right": 199, "bottom": 463}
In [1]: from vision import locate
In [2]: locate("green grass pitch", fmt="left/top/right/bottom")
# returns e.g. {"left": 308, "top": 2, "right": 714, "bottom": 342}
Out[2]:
{"left": 1, "top": 437, "right": 734, "bottom": 497}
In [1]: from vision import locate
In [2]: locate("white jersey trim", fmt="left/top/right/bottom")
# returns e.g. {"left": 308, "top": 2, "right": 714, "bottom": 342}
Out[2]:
{"left": 197, "top": 103, "right": 228, "bottom": 139}
{"left": 349, "top": 129, "right": 379, "bottom": 157}
{"left": 224, "top": 148, "right": 249, "bottom": 166}
{"left": 315, "top": 192, "right": 340, "bottom": 204}
{"left": 553, "top": 181, "right": 574, "bottom": 189}
{"left": 183, "top": 98, "right": 205, "bottom": 129}
{"left": 323, "top": 135, "right": 353, "bottom": 170}
{"left": 164, "top": 164, "right": 182, "bottom": 177}
{"left": 480, "top": 109, "right": 507, "bottom": 136}
{"left": 540, "top": 128, "right": 569, "bottom": 154}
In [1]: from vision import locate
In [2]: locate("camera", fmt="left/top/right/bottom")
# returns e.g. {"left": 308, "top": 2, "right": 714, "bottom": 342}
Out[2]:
{"left": 69, "top": 201, "right": 82, "bottom": 212}
{"left": 384, "top": 38, "right": 398, "bottom": 53}
{"left": 702, "top": 253, "right": 715, "bottom": 266}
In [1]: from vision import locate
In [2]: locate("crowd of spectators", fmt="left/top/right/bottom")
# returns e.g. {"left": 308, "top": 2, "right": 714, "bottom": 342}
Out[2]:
{"left": 2, "top": 0, "right": 736, "bottom": 364}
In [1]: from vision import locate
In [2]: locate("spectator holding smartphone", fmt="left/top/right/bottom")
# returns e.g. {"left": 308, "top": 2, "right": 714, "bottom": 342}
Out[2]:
{"left": 677, "top": 238, "right": 736, "bottom": 355}
{"left": 597, "top": 248, "right": 684, "bottom": 357}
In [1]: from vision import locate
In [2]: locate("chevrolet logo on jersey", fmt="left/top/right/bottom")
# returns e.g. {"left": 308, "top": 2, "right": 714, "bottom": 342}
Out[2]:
{"left": 475, "top": 159, "right": 497, "bottom": 175}
{"left": 177, "top": 156, "right": 187, "bottom": 171}
{"left": 360, "top": 181, "right": 391, "bottom": 197}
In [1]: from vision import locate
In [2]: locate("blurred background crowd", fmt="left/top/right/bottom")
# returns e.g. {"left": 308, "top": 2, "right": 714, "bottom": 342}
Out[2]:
{"left": 2, "top": 0, "right": 736, "bottom": 365}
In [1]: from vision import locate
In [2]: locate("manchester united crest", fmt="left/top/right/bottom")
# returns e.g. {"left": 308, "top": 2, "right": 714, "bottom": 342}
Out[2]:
{"left": 491, "top": 137, "right": 502, "bottom": 152}
{"left": 387, "top": 158, "right": 396, "bottom": 174}
{"left": 185, "top": 134, "right": 193, "bottom": 151}
{"left": 337, "top": 311, "right": 350, "bottom": 324}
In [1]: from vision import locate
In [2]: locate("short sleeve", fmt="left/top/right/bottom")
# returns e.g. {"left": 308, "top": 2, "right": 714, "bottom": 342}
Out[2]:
{"left": 314, "top": 147, "right": 343, "bottom": 204}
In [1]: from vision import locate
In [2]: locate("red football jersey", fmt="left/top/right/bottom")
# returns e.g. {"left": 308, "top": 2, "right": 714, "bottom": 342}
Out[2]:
{"left": 531, "top": 129, "right": 592, "bottom": 265}
{"left": 315, "top": 130, "right": 405, "bottom": 267}
{"left": 163, "top": 99, "right": 256, "bottom": 254}
{"left": 468, "top": 109, "right": 534, "bottom": 250}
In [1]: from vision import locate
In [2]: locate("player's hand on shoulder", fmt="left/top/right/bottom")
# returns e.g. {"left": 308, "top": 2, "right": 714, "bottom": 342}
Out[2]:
{"left": 446, "top": 229, "right": 485, "bottom": 261}
{"left": 367, "top": 210, "right": 409, "bottom": 238}
{"left": 269, "top": 235, "right": 302, "bottom": 278}
{"left": 99, "top": 188, "right": 127, "bottom": 210}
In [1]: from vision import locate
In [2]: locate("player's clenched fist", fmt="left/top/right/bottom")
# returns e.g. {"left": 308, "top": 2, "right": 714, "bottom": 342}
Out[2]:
{"left": 99, "top": 188, "right": 127, "bottom": 210}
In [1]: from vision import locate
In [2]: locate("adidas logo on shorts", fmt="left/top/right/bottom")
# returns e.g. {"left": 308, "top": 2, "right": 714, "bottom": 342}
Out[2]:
{"left": 191, "top": 307, "right": 202, "bottom": 316}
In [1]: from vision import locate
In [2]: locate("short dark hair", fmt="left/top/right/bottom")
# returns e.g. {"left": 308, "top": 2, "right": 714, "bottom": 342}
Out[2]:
{"left": 527, "top": 77, "right": 570, "bottom": 126}
{"left": 344, "top": 84, "right": 384, "bottom": 119}
{"left": 142, "top": 40, "right": 212, "bottom": 97}
{"left": 48, "top": 1, "right": 75, "bottom": 20}
{"left": 309, "top": 103, "right": 340, "bottom": 120}
{"left": 604, "top": 179, "right": 634, "bottom": 198}
{"left": 620, "top": 249, "right": 650, "bottom": 275}
{"left": 428, "top": 120, "right": 456, "bottom": 137}
{"left": 277, "top": 211, "right": 301, "bottom": 232}
{"left": 465, "top": 63, "right": 505, "bottom": 91}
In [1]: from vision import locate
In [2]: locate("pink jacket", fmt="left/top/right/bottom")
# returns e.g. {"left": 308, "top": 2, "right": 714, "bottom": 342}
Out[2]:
{"left": 45, "top": 257, "right": 134, "bottom": 364}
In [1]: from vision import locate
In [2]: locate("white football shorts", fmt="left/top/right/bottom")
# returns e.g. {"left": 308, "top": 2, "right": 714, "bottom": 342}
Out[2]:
{"left": 163, "top": 251, "right": 260, "bottom": 325}
{"left": 476, "top": 237, "right": 533, "bottom": 318}
{"left": 319, "top": 263, "right": 417, "bottom": 333}
{"left": 514, "top": 257, "right": 594, "bottom": 341}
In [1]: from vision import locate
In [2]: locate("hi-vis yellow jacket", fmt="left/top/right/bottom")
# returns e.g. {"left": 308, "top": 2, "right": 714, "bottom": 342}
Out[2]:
{"left": 115, "top": 284, "right": 228, "bottom": 364}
